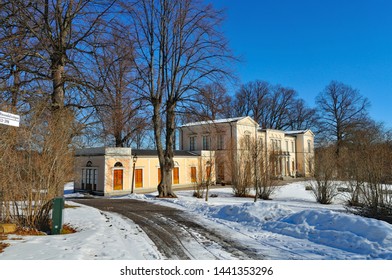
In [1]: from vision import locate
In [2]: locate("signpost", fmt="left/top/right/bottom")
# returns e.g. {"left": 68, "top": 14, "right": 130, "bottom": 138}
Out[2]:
{"left": 0, "top": 110, "right": 20, "bottom": 127}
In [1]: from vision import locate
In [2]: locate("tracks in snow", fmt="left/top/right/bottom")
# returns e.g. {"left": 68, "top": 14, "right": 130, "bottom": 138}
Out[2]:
{"left": 72, "top": 198, "right": 265, "bottom": 260}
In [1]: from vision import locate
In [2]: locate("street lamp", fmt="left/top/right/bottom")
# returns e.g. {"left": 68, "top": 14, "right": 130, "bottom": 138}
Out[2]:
{"left": 131, "top": 153, "right": 138, "bottom": 194}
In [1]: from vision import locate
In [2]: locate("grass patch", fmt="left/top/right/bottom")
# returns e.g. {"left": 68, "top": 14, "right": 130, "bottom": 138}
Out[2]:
{"left": 64, "top": 204, "right": 80, "bottom": 209}
{"left": 0, "top": 241, "right": 10, "bottom": 254}
{"left": 14, "top": 227, "right": 46, "bottom": 236}
{"left": 61, "top": 223, "right": 77, "bottom": 234}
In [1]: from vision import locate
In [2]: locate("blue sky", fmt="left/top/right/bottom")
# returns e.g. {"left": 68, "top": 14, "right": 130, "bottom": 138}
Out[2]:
{"left": 213, "top": 0, "right": 392, "bottom": 128}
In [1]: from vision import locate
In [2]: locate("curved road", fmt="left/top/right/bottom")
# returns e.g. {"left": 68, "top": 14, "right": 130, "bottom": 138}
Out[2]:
{"left": 72, "top": 198, "right": 264, "bottom": 260}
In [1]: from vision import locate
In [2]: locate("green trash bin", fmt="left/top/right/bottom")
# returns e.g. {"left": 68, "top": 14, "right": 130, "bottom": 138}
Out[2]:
{"left": 52, "top": 197, "right": 64, "bottom": 235}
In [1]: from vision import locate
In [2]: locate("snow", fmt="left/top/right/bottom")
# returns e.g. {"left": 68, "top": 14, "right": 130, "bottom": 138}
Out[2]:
{"left": 1, "top": 182, "right": 392, "bottom": 260}
{"left": 179, "top": 116, "right": 245, "bottom": 127}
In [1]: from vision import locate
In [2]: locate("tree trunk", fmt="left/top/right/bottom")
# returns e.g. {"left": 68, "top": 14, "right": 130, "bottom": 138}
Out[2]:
{"left": 51, "top": 56, "right": 65, "bottom": 110}
{"left": 157, "top": 102, "right": 177, "bottom": 198}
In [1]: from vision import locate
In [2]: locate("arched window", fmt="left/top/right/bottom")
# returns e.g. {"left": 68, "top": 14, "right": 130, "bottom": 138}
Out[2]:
{"left": 114, "top": 162, "right": 123, "bottom": 167}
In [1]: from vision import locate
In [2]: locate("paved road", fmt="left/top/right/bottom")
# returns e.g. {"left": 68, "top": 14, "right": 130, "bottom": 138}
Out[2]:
{"left": 72, "top": 198, "right": 264, "bottom": 260}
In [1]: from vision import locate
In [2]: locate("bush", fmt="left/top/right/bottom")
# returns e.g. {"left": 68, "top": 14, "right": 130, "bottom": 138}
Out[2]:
{"left": 310, "top": 147, "right": 339, "bottom": 204}
{"left": 0, "top": 105, "right": 75, "bottom": 231}
{"left": 310, "top": 180, "right": 339, "bottom": 204}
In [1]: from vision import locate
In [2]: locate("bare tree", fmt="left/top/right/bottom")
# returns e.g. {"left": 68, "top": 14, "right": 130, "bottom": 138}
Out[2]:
{"left": 309, "top": 146, "right": 339, "bottom": 204}
{"left": 3, "top": 0, "right": 116, "bottom": 111}
{"left": 316, "top": 81, "right": 370, "bottom": 156}
{"left": 232, "top": 137, "right": 253, "bottom": 197}
{"left": 181, "top": 82, "right": 232, "bottom": 123}
{"left": 232, "top": 80, "right": 315, "bottom": 130}
{"left": 0, "top": 2, "right": 42, "bottom": 114}
{"left": 88, "top": 26, "right": 148, "bottom": 147}
{"left": 232, "top": 80, "right": 269, "bottom": 124}
{"left": 0, "top": 101, "right": 75, "bottom": 231}
{"left": 123, "top": 0, "right": 234, "bottom": 197}
{"left": 287, "top": 98, "right": 318, "bottom": 131}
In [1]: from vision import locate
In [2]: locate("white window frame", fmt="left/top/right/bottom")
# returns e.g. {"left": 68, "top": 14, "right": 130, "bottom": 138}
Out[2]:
{"left": 81, "top": 167, "right": 98, "bottom": 190}
{"left": 217, "top": 134, "right": 224, "bottom": 150}
{"left": 202, "top": 135, "right": 211, "bottom": 150}
{"left": 189, "top": 136, "right": 196, "bottom": 151}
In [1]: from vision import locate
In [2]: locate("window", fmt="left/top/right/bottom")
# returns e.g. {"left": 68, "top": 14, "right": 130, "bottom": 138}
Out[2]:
{"left": 81, "top": 168, "right": 98, "bottom": 191}
{"left": 217, "top": 134, "right": 224, "bottom": 150}
{"left": 189, "top": 136, "right": 196, "bottom": 151}
{"left": 202, "top": 135, "right": 210, "bottom": 150}
{"left": 308, "top": 140, "right": 311, "bottom": 153}
{"left": 258, "top": 138, "right": 264, "bottom": 151}
{"left": 245, "top": 134, "right": 251, "bottom": 149}
{"left": 286, "top": 141, "right": 289, "bottom": 152}
{"left": 217, "top": 163, "right": 224, "bottom": 182}
{"left": 292, "top": 141, "right": 295, "bottom": 153}
{"left": 191, "top": 167, "right": 197, "bottom": 183}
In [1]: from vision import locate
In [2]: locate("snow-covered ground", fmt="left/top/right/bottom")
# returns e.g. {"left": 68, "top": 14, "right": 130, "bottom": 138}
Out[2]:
{"left": 1, "top": 181, "right": 392, "bottom": 260}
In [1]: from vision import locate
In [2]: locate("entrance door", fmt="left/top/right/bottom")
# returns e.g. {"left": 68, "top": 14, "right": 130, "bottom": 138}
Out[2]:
{"left": 135, "top": 169, "right": 143, "bottom": 188}
{"left": 113, "top": 169, "right": 123, "bottom": 190}
{"left": 191, "top": 167, "right": 197, "bottom": 183}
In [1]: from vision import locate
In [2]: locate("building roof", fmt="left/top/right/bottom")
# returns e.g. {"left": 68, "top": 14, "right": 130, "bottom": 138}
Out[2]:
{"left": 75, "top": 147, "right": 133, "bottom": 156}
{"left": 132, "top": 149, "right": 199, "bottom": 157}
{"left": 284, "top": 129, "right": 313, "bottom": 135}
{"left": 179, "top": 116, "right": 247, "bottom": 127}
{"left": 76, "top": 147, "right": 199, "bottom": 157}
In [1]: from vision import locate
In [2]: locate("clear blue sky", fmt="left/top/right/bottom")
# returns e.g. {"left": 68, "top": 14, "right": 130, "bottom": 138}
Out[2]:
{"left": 213, "top": 0, "right": 392, "bottom": 128}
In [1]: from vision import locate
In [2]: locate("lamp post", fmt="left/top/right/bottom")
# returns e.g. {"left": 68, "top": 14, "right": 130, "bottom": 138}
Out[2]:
{"left": 131, "top": 153, "right": 138, "bottom": 194}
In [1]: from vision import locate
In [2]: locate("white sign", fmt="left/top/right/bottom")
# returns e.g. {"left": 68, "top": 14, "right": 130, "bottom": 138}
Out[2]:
{"left": 0, "top": 110, "right": 20, "bottom": 127}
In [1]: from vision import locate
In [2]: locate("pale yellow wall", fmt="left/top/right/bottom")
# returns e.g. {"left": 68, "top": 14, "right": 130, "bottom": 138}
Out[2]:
{"left": 180, "top": 122, "right": 235, "bottom": 151}
{"left": 295, "top": 131, "right": 315, "bottom": 176}
{"left": 75, "top": 148, "right": 202, "bottom": 195}
{"left": 235, "top": 117, "right": 259, "bottom": 149}
{"left": 105, "top": 156, "right": 132, "bottom": 194}
{"left": 131, "top": 156, "right": 200, "bottom": 192}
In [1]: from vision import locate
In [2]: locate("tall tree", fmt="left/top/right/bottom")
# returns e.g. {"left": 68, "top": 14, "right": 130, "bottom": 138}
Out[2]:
{"left": 123, "top": 0, "right": 234, "bottom": 197}
{"left": 181, "top": 82, "right": 232, "bottom": 123}
{"left": 88, "top": 26, "right": 147, "bottom": 147}
{"left": 232, "top": 80, "right": 315, "bottom": 130}
{"left": 287, "top": 98, "right": 318, "bottom": 131}
{"left": 232, "top": 80, "right": 269, "bottom": 124}
{"left": 316, "top": 80, "right": 370, "bottom": 155}
{"left": 260, "top": 85, "right": 297, "bottom": 129}
{"left": 5, "top": 0, "right": 116, "bottom": 111}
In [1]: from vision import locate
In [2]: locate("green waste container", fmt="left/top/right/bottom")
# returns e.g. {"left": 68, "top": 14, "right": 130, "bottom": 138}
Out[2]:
{"left": 51, "top": 197, "right": 64, "bottom": 235}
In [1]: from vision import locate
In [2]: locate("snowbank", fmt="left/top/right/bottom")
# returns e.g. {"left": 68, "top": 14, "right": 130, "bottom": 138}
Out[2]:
{"left": 263, "top": 209, "right": 392, "bottom": 259}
